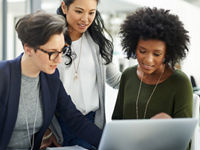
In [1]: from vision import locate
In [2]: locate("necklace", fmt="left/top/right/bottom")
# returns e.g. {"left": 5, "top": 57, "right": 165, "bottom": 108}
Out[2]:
{"left": 73, "top": 37, "right": 83, "bottom": 80}
{"left": 21, "top": 93, "right": 39, "bottom": 150}
{"left": 136, "top": 65, "right": 165, "bottom": 119}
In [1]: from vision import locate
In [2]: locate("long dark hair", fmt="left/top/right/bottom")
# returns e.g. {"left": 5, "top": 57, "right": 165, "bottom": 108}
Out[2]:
{"left": 57, "top": 0, "right": 113, "bottom": 64}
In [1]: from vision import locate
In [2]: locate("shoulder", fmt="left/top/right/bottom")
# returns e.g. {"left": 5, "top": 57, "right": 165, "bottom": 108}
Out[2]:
{"left": 122, "top": 65, "right": 137, "bottom": 77}
{"left": 84, "top": 32, "right": 99, "bottom": 48}
{"left": 170, "top": 69, "right": 190, "bottom": 83}
{"left": 119, "top": 65, "right": 137, "bottom": 83}
{"left": 0, "top": 60, "right": 13, "bottom": 78}
{"left": 0, "top": 58, "right": 15, "bottom": 68}
{"left": 0, "top": 53, "right": 22, "bottom": 73}
{"left": 167, "top": 69, "right": 192, "bottom": 90}
{"left": 0, "top": 60, "right": 15, "bottom": 95}
{"left": 0, "top": 60, "right": 9, "bottom": 69}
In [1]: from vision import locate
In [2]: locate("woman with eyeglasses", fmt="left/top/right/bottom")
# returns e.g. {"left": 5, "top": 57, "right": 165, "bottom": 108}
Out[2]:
{"left": 41, "top": 0, "right": 121, "bottom": 149}
{"left": 0, "top": 11, "right": 102, "bottom": 150}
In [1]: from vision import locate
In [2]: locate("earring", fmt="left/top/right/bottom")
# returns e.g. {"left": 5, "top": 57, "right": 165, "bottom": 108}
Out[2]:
{"left": 163, "top": 58, "right": 166, "bottom": 63}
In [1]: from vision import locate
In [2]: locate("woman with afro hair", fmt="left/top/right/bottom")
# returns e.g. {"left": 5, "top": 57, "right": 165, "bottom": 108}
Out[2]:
{"left": 112, "top": 7, "right": 193, "bottom": 120}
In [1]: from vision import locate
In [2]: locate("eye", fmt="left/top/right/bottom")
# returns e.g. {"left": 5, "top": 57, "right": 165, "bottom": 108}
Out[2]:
{"left": 153, "top": 52, "right": 162, "bottom": 57}
{"left": 139, "top": 49, "right": 146, "bottom": 54}
{"left": 75, "top": 10, "right": 82, "bottom": 14}
{"left": 89, "top": 12, "right": 95, "bottom": 15}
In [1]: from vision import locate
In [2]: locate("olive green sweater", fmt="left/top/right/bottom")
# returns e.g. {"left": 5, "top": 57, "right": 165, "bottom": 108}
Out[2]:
{"left": 112, "top": 66, "right": 193, "bottom": 119}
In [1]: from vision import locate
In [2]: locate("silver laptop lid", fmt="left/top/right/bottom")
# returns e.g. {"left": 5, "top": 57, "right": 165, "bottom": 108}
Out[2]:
{"left": 98, "top": 118, "right": 198, "bottom": 150}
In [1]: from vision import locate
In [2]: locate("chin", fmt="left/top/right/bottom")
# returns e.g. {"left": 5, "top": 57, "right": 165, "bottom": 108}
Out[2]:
{"left": 78, "top": 28, "right": 87, "bottom": 33}
{"left": 142, "top": 69, "right": 155, "bottom": 75}
{"left": 44, "top": 69, "right": 56, "bottom": 75}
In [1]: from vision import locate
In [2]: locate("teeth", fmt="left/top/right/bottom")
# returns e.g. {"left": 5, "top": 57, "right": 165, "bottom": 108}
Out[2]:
{"left": 80, "top": 24, "right": 86, "bottom": 27}
{"left": 144, "top": 64, "right": 152, "bottom": 67}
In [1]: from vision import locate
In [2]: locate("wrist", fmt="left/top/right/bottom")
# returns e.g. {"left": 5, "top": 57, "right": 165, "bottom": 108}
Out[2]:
{"left": 42, "top": 132, "right": 53, "bottom": 140}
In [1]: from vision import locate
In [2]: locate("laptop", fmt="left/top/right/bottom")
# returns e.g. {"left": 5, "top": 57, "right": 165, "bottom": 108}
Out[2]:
{"left": 98, "top": 118, "right": 198, "bottom": 150}
{"left": 46, "top": 145, "right": 87, "bottom": 150}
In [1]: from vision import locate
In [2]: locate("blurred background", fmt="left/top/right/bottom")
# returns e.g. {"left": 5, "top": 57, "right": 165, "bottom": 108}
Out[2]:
{"left": 1, "top": 0, "right": 200, "bottom": 83}
{"left": 1, "top": 0, "right": 200, "bottom": 121}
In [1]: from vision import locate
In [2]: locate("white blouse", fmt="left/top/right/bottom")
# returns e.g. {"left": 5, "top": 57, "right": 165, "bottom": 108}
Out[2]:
{"left": 58, "top": 33, "right": 99, "bottom": 115}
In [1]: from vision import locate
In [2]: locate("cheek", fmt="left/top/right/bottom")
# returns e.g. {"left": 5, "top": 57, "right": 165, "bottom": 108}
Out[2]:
{"left": 155, "top": 57, "right": 165, "bottom": 65}
{"left": 67, "top": 12, "right": 78, "bottom": 23}
{"left": 37, "top": 55, "right": 49, "bottom": 66}
{"left": 89, "top": 15, "right": 95, "bottom": 23}
{"left": 135, "top": 52, "right": 143, "bottom": 60}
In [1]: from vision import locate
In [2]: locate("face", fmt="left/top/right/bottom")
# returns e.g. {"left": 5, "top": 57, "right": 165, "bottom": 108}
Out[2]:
{"left": 62, "top": 0, "right": 97, "bottom": 36}
{"left": 136, "top": 39, "right": 166, "bottom": 75}
{"left": 32, "top": 33, "right": 65, "bottom": 74}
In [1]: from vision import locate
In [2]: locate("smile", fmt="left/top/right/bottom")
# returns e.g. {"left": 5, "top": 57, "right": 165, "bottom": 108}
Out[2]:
{"left": 142, "top": 63, "right": 154, "bottom": 70}
{"left": 78, "top": 23, "right": 88, "bottom": 28}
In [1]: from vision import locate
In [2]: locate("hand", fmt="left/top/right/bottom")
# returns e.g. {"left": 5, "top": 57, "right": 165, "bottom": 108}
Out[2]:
{"left": 151, "top": 112, "right": 172, "bottom": 119}
{"left": 40, "top": 128, "right": 61, "bottom": 150}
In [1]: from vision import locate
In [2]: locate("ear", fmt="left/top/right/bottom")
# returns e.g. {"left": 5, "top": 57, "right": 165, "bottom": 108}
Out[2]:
{"left": 61, "top": 1, "right": 67, "bottom": 15}
{"left": 24, "top": 43, "right": 34, "bottom": 56}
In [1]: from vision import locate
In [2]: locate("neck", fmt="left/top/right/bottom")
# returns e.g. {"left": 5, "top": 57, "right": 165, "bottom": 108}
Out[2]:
{"left": 138, "top": 64, "right": 166, "bottom": 85}
{"left": 68, "top": 27, "right": 83, "bottom": 41}
{"left": 21, "top": 54, "right": 40, "bottom": 78}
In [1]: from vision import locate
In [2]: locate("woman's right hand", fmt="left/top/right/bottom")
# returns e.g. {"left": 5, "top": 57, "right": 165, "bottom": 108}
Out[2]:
{"left": 150, "top": 112, "right": 172, "bottom": 119}
{"left": 40, "top": 128, "right": 61, "bottom": 150}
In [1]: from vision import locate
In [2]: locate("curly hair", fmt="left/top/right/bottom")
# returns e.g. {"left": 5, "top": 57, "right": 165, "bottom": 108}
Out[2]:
{"left": 120, "top": 7, "right": 190, "bottom": 68}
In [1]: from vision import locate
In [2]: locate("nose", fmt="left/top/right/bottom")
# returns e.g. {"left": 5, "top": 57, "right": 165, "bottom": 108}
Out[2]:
{"left": 54, "top": 53, "right": 62, "bottom": 64}
{"left": 144, "top": 54, "right": 154, "bottom": 65}
{"left": 80, "top": 13, "right": 88, "bottom": 23}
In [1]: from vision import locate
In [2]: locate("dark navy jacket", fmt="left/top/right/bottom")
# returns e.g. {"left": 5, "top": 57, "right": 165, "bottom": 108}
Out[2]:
{"left": 0, "top": 54, "right": 102, "bottom": 150}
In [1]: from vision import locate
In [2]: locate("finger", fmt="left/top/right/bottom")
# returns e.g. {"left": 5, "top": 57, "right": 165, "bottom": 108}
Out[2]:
{"left": 40, "top": 140, "right": 52, "bottom": 149}
{"left": 52, "top": 139, "right": 62, "bottom": 147}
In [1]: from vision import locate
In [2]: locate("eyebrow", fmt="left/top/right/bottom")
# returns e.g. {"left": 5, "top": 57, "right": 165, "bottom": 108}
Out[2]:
{"left": 138, "top": 46, "right": 146, "bottom": 50}
{"left": 74, "top": 7, "right": 96, "bottom": 11}
{"left": 138, "top": 46, "right": 163, "bottom": 52}
{"left": 44, "top": 46, "right": 65, "bottom": 53}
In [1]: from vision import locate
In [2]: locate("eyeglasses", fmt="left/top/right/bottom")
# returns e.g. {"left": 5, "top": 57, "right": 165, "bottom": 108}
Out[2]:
{"left": 35, "top": 45, "right": 70, "bottom": 61}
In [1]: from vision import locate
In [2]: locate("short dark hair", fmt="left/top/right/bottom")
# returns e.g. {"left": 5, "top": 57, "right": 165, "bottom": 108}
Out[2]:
{"left": 120, "top": 7, "right": 190, "bottom": 67}
{"left": 15, "top": 11, "right": 66, "bottom": 48}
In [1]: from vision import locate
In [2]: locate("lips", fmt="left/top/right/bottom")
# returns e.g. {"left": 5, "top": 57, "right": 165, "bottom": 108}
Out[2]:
{"left": 50, "top": 65, "right": 57, "bottom": 70}
{"left": 78, "top": 23, "right": 88, "bottom": 30}
{"left": 141, "top": 63, "right": 154, "bottom": 70}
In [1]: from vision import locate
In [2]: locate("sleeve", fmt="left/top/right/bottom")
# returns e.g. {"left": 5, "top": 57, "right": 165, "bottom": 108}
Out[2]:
{"left": 46, "top": 66, "right": 65, "bottom": 145}
{"left": 48, "top": 115, "right": 63, "bottom": 145}
{"left": 0, "top": 61, "right": 10, "bottom": 127}
{"left": 56, "top": 81, "right": 102, "bottom": 148}
{"left": 173, "top": 72, "right": 193, "bottom": 118}
{"left": 106, "top": 62, "right": 121, "bottom": 89}
{"left": 0, "top": 61, "right": 10, "bottom": 104}
{"left": 112, "top": 72, "right": 125, "bottom": 119}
